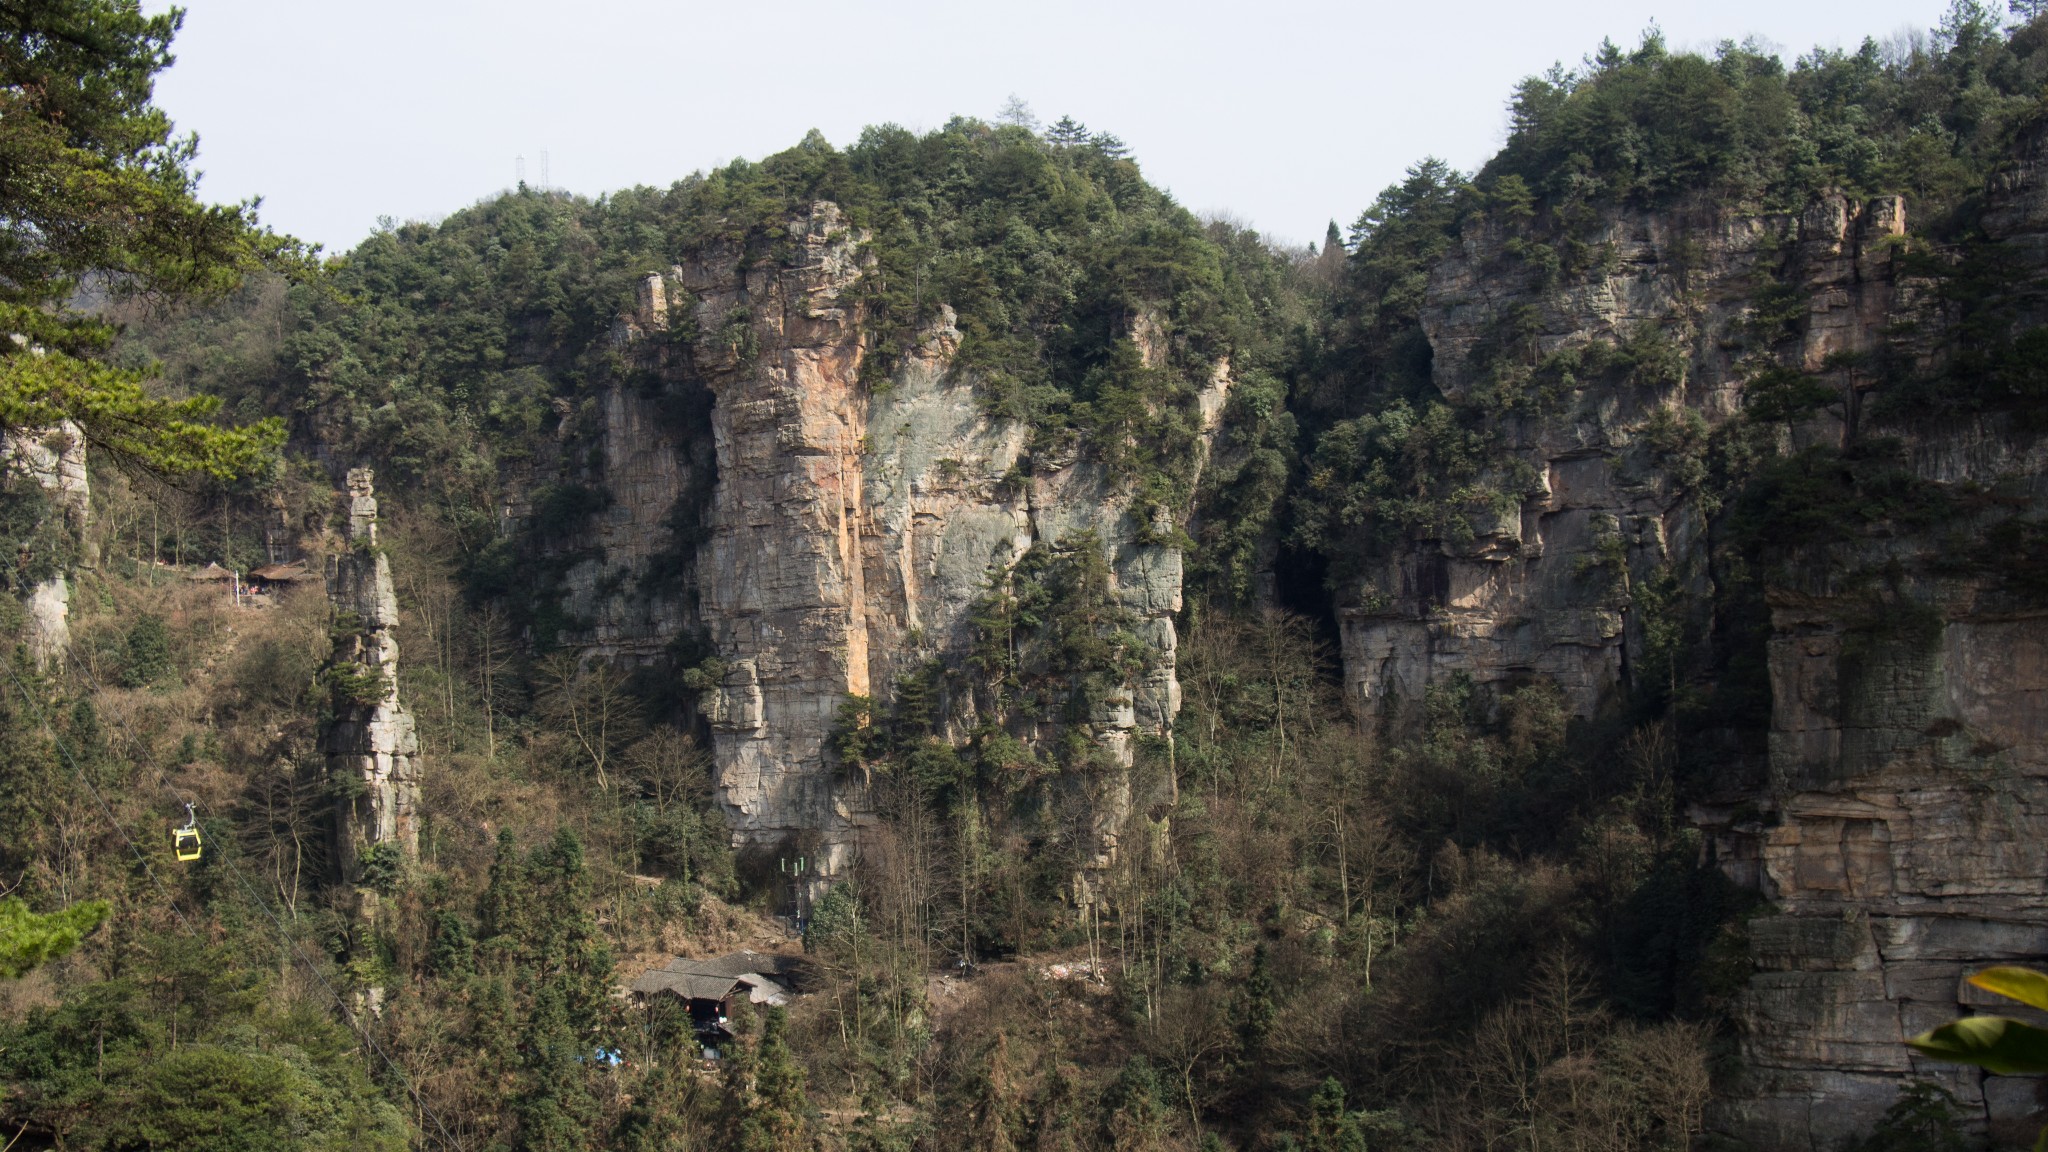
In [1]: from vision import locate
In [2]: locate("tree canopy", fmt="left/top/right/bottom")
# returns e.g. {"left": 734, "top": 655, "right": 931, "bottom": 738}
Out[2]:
{"left": 0, "top": 0, "right": 299, "bottom": 477}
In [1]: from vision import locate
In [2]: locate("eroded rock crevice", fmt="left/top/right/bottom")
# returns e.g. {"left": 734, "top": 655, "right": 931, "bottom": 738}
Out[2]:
{"left": 581, "top": 205, "right": 1206, "bottom": 894}
{"left": 324, "top": 467, "right": 422, "bottom": 893}
{"left": 1340, "top": 141, "right": 2048, "bottom": 1146}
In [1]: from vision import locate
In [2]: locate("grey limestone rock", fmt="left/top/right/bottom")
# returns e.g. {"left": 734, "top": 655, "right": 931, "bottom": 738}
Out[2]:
{"left": 324, "top": 468, "right": 421, "bottom": 886}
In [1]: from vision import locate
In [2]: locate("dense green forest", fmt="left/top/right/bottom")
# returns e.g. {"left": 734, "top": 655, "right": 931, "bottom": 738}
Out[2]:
{"left": 5, "top": 2, "right": 2048, "bottom": 1150}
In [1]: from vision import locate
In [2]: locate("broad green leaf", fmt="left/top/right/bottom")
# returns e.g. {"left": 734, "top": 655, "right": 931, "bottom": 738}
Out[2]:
{"left": 1969, "top": 966, "right": 2048, "bottom": 1011}
{"left": 1909, "top": 1015, "right": 2048, "bottom": 1075}
{"left": 2034, "top": 1125, "right": 2046, "bottom": 1152}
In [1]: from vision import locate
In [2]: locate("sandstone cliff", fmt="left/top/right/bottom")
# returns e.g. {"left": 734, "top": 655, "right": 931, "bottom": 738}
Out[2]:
{"left": 2, "top": 420, "right": 91, "bottom": 666}
{"left": 1339, "top": 146, "right": 2048, "bottom": 1146}
{"left": 325, "top": 467, "right": 422, "bottom": 888}
{"left": 1345, "top": 189, "right": 1903, "bottom": 726}
{"left": 1704, "top": 135, "right": 2048, "bottom": 1148}
{"left": 558, "top": 204, "right": 1212, "bottom": 893}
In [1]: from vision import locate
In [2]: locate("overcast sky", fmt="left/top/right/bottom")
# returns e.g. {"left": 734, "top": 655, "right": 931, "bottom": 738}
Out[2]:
{"left": 151, "top": 0, "right": 1959, "bottom": 255}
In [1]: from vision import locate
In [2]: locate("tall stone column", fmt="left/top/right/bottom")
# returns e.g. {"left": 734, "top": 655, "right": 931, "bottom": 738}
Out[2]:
{"left": 2, "top": 420, "right": 90, "bottom": 667}
{"left": 324, "top": 468, "right": 421, "bottom": 887}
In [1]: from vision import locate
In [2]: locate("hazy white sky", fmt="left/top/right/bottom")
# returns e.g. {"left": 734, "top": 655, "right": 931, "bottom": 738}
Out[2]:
{"left": 150, "top": 0, "right": 1958, "bottom": 254}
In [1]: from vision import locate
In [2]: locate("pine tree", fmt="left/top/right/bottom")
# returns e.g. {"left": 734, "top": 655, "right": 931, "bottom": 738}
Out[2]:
{"left": 0, "top": 896, "right": 108, "bottom": 978}
{"left": 1047, "top": 116, "right": 1090, "bottom": 147}
{"left": 1102, "top": 1058, "right": 1169, "bottom": 1152}
{"left": 749, "top": 1006, "right": 810, "bottom": 1152}
{"left": 517, "top": 981, "right": 599, "bottom": 1152}
{"left": 717, "top": 1000, "right": 761, "bottom": 1152}
{"left": 968, "top": 1032, "right": 1021, "bottom": 1152}
{"left": 1302, "top": 1079, "right": 1367, "bottom": 1152}
{"left": 616, "top": 1058, "right": 704, "bottom": 1152}
{"left": 1033, "top": 1058, "right": 1085, "bottom": 1152}
{"left": 478, "top": 829, "right": 530, "bottom": 949}
{"left": 1241, "top": 943, "right": 1275, "bottom": 1055}
{"left": 0, "top": 0, "right": 302, "bottom": 477}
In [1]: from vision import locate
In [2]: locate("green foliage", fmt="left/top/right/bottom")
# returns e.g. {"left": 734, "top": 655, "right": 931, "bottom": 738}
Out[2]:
{"left": 1879, "top": 236, "right": 2048, "bottom": 427}
{"left": 319, "top": 660, "right": 389, "bottom": 707}
{"left": 1297, "top": 159, "right": 1466, "bottom": 425}
{"left": 1910, "top": 965, "right": 2048, "bottom": 1074}
{"left": 1296, "top": 398, "right": 1516, "bottom": 570}
{"left": 1240, "top": 942, "right": 1274, "bottom": 1055}
{"left": 1301, "top": 1078, "right": 1369, "bottom": 1152}
{"left": 969, "top": 533, "right": 1146, "bottom": 770}
{"left": 532, "top": 481, "right": 612, "bottom": 541}
{"left": 0, "top": 470, "right": 77, "bottom": 592}
{"left": 1191, "top": 368, "right": 1296, "bottom": 601}
{"left": 120, "top": 612, "right": 171, "bottom": 687}
{"left": 1844, "top": 1083, "right": 1973, "bottom": 1152}
{"left": 0, "top": 896, "right": 108, "bottom": 978}
{"left": 620, "top": 728, "right": 735, "bottom": 891}
{"left": 1741, "top": 365, "right": 1837, "bottom": 424}
{"left": 1483, "top": 12, "right": 2048, "bottom": 221}
{"left": 1911, "top": 1010, "right": 2048, "bottom": 1073}
{"left": 748, "top": 1007, "right": 812, "bottom": 1152}
{"left": 0, "top": 0, "right": 300, "bottom": 477}
{"left": 805, "top": 882, "right": 863, "bottom": 955}
{"left": 131, "top": 116, "right": 1293, "bottom": 627}
{"left": 354, "top": 842, "right": 404, "bottom": 895}
{"left": 1727, "top": 441, "right": 1955, "bottom": 560}
{"left": 0, "top": 937, "right": 408, "bottom": 1151}
{"left": 45, "top": 12, "right": 2048, "bottom": 1152}
{"left": 1100, "top": 1057, "right": 1169, "bottom": 1150}
{"left": 121, "top": 1044, "right": 405, "bottom": 1152}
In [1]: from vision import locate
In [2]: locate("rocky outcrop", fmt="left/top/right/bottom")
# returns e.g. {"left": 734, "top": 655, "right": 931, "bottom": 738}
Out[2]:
{"left": 325, "top": 468, "right": 422, "bottom": 885}
{"left": 681, "top": 203, "right": 876, "bottom": 874}
{"left": 1699, "top": 134, "right": 2048, "bottom": 1148}
{"left": 857, "top": 306, "right": 1202, "bottom": 886}
{"left": 2, "top": 420, "right": 90, "bottom": 666}
{"left": 1342, "top": 191, "right": 1906, "bottom": 730}
{"left": 573, "top": 205, "right": 1209, "bottom": 891}
{"left": 1704, "top": 561, "right": 2048, "bottom": 1148}
{"left": 1336, "top": 157, "right": 2048, "bottom": 1146}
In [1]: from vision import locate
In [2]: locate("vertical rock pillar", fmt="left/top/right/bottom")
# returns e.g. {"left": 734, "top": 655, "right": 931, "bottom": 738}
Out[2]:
{"left": 324, "top": 468, "right": 421, "bottom": 888}
{"left": 2, "top": 420, "right": 91, "bottom": 667}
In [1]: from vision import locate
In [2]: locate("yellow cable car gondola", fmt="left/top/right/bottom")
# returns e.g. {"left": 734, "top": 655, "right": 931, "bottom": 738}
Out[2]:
{"left": 172, "top": 803, "right": 202, "bottom": 863}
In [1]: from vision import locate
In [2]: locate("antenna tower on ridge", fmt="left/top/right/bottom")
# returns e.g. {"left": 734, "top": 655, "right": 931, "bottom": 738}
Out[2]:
{"left": 516, "top": 155, "right": 526, "bottom": 187}
{"left": 540, "top": 150, "right": 550, "bottom": 191}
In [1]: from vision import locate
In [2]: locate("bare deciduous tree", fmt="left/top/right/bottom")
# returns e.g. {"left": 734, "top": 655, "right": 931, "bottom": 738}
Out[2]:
{"left": 535, "top": 652, "right": 642, "bottom": 793}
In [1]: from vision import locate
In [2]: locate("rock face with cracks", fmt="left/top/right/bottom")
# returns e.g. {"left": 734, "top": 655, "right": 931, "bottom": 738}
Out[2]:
{"left": 324, "top": 467, "right": 422, "bottom": 887}
{"left": 546, "top": 162, "right": 2048, "bottom": 1145}
{"left": 561, "top": 204, "right": 1215, "bottom": 897}
{"left": 1699, "top": 134, "right": 2048, "bottom": 1148}
{"left": 1338, "top": 140, "right": 2048, "bottom": 1146}
{"left": 1, "top": 420, "right": 90, "bottom": 667}
{"left": 1344, "top": 189, "right": 1907, "bottom": 729}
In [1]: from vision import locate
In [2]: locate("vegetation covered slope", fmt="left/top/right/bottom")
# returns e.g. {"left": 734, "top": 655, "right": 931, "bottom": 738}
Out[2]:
{"left": 6, "top": 3, "right": 2048, "bottom": 1151}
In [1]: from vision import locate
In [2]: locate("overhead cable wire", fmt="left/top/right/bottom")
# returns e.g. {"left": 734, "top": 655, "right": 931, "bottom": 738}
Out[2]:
{"left": 2, "top": 662, "right": 198, "bottom": 938}
{"left": 29, "top": 649, "right": 466, "bottom": 1152}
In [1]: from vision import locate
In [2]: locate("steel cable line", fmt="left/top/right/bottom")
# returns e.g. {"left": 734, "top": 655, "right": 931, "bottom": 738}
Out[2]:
{"left": 2, "top": 661, "right": 198, "bottom": 938}
{"left": 21, "top": 652, "right": 468, "bottom": 1152}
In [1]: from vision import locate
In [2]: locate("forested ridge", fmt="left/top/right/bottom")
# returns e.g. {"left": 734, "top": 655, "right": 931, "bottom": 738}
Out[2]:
{"left": 4, "top": 3, "right": 2048, "bottom": 1151}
